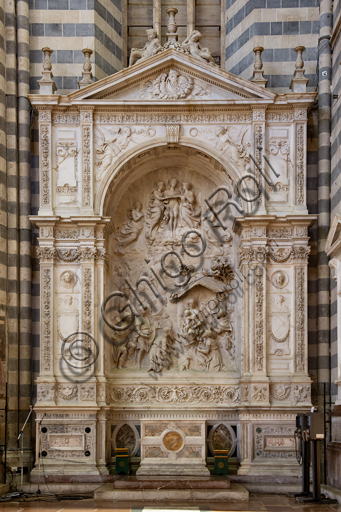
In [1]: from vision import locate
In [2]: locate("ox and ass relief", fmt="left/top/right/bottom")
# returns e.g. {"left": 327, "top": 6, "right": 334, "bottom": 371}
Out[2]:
{"left": 107, "top": 171, "right": 238, "bottom": 375}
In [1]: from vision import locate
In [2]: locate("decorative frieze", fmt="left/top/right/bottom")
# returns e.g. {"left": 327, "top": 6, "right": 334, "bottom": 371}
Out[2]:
{"left": 108, "top": 385, "right": 240, "bottom": 404}
{"left": 93, "top": 112, "right": 253, "bottom": 124}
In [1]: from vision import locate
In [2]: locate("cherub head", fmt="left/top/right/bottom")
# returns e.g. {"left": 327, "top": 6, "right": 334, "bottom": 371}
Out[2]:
{"left": 189, "top": 30, "right": 202, "bottom": 42}
{"left": 146, "top": 28, "right": 158, "bottom": 41}
{"left": 134, "top": 201, "right": 142, "bottom": 211}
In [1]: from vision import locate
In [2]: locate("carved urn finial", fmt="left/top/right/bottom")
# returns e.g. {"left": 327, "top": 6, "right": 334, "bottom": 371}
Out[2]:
{"left": 166, "top": 7, "right": 178, "bottom": 43}
{"left": 251, "top": 46, "right": 268, "bottom": 88}
{"left": 290, "top": 45, "right": 309, "bottom": 92}
{"left": 78, "top": 48, "right": 94, "bottom": 89}
{"left": 38, "top": 47, "right": 57, "bottom": 94}
{"left": 42, "top": 47, "right": 53, "bottom": 71}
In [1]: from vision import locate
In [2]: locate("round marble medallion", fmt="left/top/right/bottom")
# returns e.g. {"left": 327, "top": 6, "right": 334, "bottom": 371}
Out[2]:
{"left": 163, "top": 431, "right": 183, "bottom": 452}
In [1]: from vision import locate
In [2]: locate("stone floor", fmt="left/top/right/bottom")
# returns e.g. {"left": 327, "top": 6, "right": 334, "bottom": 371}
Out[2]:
{"left": 0, "top": 494, "right": 340, "bottom": 511}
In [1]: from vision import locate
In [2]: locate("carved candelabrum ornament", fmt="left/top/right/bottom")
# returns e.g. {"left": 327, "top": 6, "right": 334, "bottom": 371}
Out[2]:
{"left": 56, "top": 140, "right": 78, "bottom": 204}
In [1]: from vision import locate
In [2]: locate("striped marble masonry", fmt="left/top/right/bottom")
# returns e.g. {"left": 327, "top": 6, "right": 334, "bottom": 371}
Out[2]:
{"left": 307, "top": 109, "right": 318, "bottom": 404}
{"left": 224, "top": 0, "right": 319, "bottom": 93}
{"left": 4, "top": 0, "right": 20, "bottom": 456}
{"left": 330, "top": 0, "right": 341, "bottom": 403}
{"left": 29, "top": 0, "right": 124, "bottom": 93}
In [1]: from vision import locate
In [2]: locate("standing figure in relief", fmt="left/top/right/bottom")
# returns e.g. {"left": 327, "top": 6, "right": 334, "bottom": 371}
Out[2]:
{"left": 182, "top": 30, "right": 216, "bottom": 65}
{"left": 145, "top": 182, "right": 166, "bottom": 242}
{"left": 164, "top": 179, "right": 181, "bottom": 235}
{"left": 180, "top": 182, "right": 201, "bottom": 229}
{"left": 129, "top": 29, "right": 161, "bottom": 66}
{"left": 132, "top": 314, "right": 156, "bottom": 369}
{"left": 197, "top": 330, "right": 223, "bottom": 371}
{"left": 147, "top": 325, "right": 174, "bottom": 373}
{"left": 115, "top": 202, "right": 144, "bottom": 253}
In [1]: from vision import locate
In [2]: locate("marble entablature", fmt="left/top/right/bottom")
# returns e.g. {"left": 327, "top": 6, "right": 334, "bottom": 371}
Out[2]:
{"left": 29, "top": 48, "right": 316, "bottom": 477}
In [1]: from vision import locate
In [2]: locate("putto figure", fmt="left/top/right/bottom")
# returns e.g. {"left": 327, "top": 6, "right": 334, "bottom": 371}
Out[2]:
{"left": 182, "top": 30, "right": 216, "bottom": 66}
{"left": 129, "top": 29, "right": 161, "bottom": 67}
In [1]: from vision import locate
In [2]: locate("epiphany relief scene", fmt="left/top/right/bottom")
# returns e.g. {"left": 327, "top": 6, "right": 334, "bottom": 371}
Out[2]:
{"left": 109, "top": 171, "right": 236, "bottom": 375}
{"left": 2, "top": 0, "right": 341, "bottom": 506}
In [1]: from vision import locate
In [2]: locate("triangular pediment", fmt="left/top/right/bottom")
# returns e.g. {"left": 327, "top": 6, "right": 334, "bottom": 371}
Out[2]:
{"left": 326, "top": 214, "right": 341, "bottom": 256}
{"left": 67, "top": 49, "right": 276, "bottom": 103}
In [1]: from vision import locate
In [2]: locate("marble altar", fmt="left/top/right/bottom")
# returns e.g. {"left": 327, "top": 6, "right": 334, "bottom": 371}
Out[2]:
{"left": 28, "top": 28, "right": 316, "bottom": 478}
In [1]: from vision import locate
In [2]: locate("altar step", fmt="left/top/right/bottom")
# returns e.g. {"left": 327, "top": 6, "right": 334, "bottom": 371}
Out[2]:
{"left": 94, "top": 479, "right": 249, "bottom": 502}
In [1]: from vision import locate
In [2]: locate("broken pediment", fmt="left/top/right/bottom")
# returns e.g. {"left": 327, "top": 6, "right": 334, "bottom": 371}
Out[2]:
{"left": 67, "top": 50, "right": 277, "bottom": 103}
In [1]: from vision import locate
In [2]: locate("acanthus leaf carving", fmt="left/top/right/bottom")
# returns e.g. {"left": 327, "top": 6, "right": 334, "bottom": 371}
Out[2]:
{"left": 42, "top": 268, "right": 52, "bottom": 371}
{"left": 108, "top": 385, "right": 240, "bottom": 404}
{"left": 296, "top": 125, "right": 305, "bottom": 204}
{"left": 296, "top": 268, "right": 306, "bottom": 373}
{"left": 41, "top": 125, "right": 50, "bottom": 206}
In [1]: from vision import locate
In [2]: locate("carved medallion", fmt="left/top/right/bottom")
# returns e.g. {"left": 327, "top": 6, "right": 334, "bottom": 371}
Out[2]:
{"left": 163, "top": 431, "right": 183, "bottom": 451}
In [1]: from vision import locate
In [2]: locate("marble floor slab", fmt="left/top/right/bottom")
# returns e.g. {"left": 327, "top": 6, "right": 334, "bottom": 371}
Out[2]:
{"left": 0, "top": 495, "right": 340, "bottom": 512}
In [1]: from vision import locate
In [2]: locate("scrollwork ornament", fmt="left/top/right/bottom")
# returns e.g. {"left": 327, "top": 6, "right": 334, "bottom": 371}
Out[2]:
{"left": 41, "top": 125, "right": 50, "bottom": 206}
{"left": 296, "top": 125, "right": 305, "bottom": 204}
{"left": 296, "top": 268, "right": 306, "bottom": 372}
{"left": 108, "top": 385, "right": 240, "bottom": 404}
{"left": 55, "top": 248, "right": 80, "bottom": 262}
{"left": 37, "top": 247, "right": 56, "bottom": 261}
{"left": 42, "top": 268, "right": 52, "bottom": 371}
{"left": 255, "top": 267, "right": 265, "bottom": 372}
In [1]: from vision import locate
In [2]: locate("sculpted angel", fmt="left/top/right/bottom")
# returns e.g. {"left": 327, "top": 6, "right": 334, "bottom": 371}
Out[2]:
{"left": 129, "top": 29, "right": 161, "bottom": 66}
{"left": 115, "top": 202, "right": 144, "bottom": 254}
{"left": 145, "top": 182, "right": 167, "bottom": 242}
{"left": 95, "top": 126, "right": 132, "bottom": 178}
{"left": 182, "top": 30, "right": 216, "bottom": 65}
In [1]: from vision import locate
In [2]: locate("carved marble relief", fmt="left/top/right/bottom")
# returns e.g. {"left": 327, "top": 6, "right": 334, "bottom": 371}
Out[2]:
{"left": 266, "top": 129, "right": 291, "bottom": 203}
{"left": 106, "top": 168, "right": 240, "bottom": 376}
{"left": 140, "top": 69, "right": 211, "bottom": 100}
{"left": 55, "top": 137, "right": 79, "bottom": 205}
{"left": 268, "top": 295, "right": 291, "bottom": 356}
{"left": 95, "top": 126, "right": 156, "bottom": 180}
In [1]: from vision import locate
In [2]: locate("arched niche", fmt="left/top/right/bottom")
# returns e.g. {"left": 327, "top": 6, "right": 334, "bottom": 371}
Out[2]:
{"left": 102, "top": 144, "right": 243, "bottom": 380}
{"left": 98, "top": 140, "right": 247, "bottom": 216}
